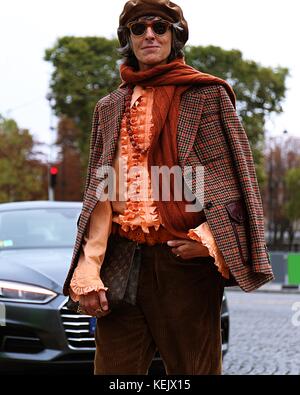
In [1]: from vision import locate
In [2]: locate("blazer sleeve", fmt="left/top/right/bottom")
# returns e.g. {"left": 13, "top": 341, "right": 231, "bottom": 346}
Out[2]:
{"left": 218, "top": 86, "right": 272, "bottom": 275}
{"left": 82, "top": 101, "right": 103, "bottom": 198}
{"left": 69, "top": 199, "right": 112, "bottom": 301}
{"left": 62, "top": 100, "right": 107, "bottom": 297}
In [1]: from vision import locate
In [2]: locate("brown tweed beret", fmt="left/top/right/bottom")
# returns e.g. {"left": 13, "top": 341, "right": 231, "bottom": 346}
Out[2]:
{"left": 118, "top": 0, "right": 188, "bottom": 45}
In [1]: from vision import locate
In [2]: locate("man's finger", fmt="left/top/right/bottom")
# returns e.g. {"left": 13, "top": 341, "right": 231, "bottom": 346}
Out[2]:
{"left": 171, "top": 248, "right": 181, "bottom": 256}
{"left": 167, "top": 239, "right": 187, "bottom": 247}
{"left": 79, "top": 293, "right": 100, "bottom": 316}
{"left": 98, "top": 290, "right": 109, "bottom": 311}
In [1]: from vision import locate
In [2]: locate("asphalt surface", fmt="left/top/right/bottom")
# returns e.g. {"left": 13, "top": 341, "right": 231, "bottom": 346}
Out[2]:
{"left": 222, "top": 290, "right": 300, "bottom": 375}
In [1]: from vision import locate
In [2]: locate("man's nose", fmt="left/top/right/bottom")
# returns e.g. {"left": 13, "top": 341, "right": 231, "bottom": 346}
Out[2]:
{"left": 144, "top": 26, "right": 155, "bottom": 39}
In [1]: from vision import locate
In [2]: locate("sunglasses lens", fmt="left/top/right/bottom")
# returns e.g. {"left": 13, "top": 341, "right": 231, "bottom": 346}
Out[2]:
{"left": 129, "top": 21, "right": 169, "bottom": 36}
{"left": 130, "top": 23, "right": 146, "bottom": 36}
{"left": 152, "top": 21, "right": 168, "bottom": 35}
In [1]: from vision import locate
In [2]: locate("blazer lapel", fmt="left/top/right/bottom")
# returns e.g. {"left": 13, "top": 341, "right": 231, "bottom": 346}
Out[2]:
{"left": 96, "top": 87, "right": 205, "bottom": 168}
{"left": 177, "top": 90, "right": 205, "bottom": 167}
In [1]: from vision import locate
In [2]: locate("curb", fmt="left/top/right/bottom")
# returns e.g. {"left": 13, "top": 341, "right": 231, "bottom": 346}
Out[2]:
{"left": 226, "top": 284, "right": 300, "bottom": 295}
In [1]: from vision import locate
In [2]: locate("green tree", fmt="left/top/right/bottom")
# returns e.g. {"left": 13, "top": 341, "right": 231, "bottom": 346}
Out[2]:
{"left": 44, "top": 36, "right": 120, "bottom": 167}
{"left": 263, "top": 136, "right": 300, "bottom": 248}
{"left": 185, "top": 45, "right": 289, "bottom": 185}
{"left": 54, "top": 116, "right": 83, "bottom": 201}
{"left": 284, "top": 167, "right": 300, "bottom": 248}
{"left": 0, "top": 115, "right": 47, "bottom": 202}
{"left": 45, "top": 38, "right": 288, "bottom": 189}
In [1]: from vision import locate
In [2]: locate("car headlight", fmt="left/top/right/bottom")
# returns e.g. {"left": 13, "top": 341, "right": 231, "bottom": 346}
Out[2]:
{"left": 0, "top": 280, "right": 57, "bottom": 304}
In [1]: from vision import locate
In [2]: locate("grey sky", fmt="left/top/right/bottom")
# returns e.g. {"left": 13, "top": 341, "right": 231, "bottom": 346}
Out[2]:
{"left": 1, "top": 0, "right": 299, "bottom": 161}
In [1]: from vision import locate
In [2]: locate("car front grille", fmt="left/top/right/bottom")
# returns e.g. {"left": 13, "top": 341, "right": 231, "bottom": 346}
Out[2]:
{"left": 60, "top": 303, "right": 96, "bottom": 351}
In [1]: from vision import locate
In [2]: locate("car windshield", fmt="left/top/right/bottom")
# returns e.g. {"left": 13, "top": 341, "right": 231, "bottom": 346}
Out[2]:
{"left": 0, "top": 208, "right": 81, "bottom": 249}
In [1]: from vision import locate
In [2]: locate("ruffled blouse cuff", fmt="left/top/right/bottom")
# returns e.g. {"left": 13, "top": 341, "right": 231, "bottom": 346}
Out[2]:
{"left": 69, "top": 199, "right": 112, "bottom": 300}
{"left": 69, "top": 261, "right": 108, "bottom": 302}
{"left": 187, "top": 222, "right": 230, "bottom": 280}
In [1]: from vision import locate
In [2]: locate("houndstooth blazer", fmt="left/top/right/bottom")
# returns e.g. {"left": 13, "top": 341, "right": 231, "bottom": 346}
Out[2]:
{"left": 63, "top": 84, "right": 274, "bottom": 295}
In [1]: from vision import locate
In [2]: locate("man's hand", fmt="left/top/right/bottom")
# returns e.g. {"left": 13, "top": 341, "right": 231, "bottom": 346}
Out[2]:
{"left": 79, "top": 290, "right": 110, "bottom": 317}
{"left": 167, "top": 239, "right": 210, "bottom": 260}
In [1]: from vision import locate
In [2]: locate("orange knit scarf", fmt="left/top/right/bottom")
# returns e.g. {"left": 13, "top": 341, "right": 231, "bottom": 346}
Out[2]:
{"left": 120, "top": 58, "right": 235, "bottom": 238}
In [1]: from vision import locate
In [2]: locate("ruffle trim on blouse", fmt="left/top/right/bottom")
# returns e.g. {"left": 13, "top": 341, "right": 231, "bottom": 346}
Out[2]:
{"left": 69, "top": 265, "right": 108, "bottom": 300}
{"left": 187, "top": 222, "right": 230, "bottom": 280}
{"left": 139, "top": 204, "right": 161, "bottom": 233}
{"left": 69, "top": 276, "right": 108, "bottom": 301}
{"left": 113, "top": 204, "right": 160, "bottom": 233}
{"left": 115, "top": 88, "right": 160, "bottom": 234}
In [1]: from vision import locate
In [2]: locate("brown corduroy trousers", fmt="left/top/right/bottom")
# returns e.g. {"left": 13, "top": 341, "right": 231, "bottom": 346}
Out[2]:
{"left": 94, "top": 241, "right": 224, "bottom": 375}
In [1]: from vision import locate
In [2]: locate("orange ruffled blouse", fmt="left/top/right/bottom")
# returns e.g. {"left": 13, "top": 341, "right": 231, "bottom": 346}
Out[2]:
{"left": 69, "top": 86, "right": 229, "bottom": 301}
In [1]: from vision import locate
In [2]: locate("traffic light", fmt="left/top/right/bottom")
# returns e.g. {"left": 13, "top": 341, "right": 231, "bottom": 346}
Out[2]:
{"left": 50, "top": 166, "right": 58, "bottom": 188}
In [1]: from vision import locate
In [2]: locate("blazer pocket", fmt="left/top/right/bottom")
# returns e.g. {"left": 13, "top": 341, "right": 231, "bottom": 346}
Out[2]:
{"left": 225, "top": 199, "right": 250, "bottom": 266}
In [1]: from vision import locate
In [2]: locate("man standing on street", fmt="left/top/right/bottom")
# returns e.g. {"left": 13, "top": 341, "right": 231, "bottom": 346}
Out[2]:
{"left": 63, "top": 0, "right": 274, "bottom": 375}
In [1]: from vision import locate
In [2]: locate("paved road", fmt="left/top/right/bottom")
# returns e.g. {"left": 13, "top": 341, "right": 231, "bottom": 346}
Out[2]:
{"left": 222, "top": 291, "right": 300, "bottom": 375}
{"left": 3, "top": 290, "right": 299, "bottom": 375}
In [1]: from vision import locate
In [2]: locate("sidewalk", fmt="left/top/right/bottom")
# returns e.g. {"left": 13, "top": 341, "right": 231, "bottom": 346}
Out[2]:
{"left": 227, "top": 282, "right": 300, "bottom": 294}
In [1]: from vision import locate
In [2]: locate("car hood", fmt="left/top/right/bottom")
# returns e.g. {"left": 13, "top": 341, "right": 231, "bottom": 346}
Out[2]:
{"left": 0, "top": 247, "right": 74, "bottom": 294}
